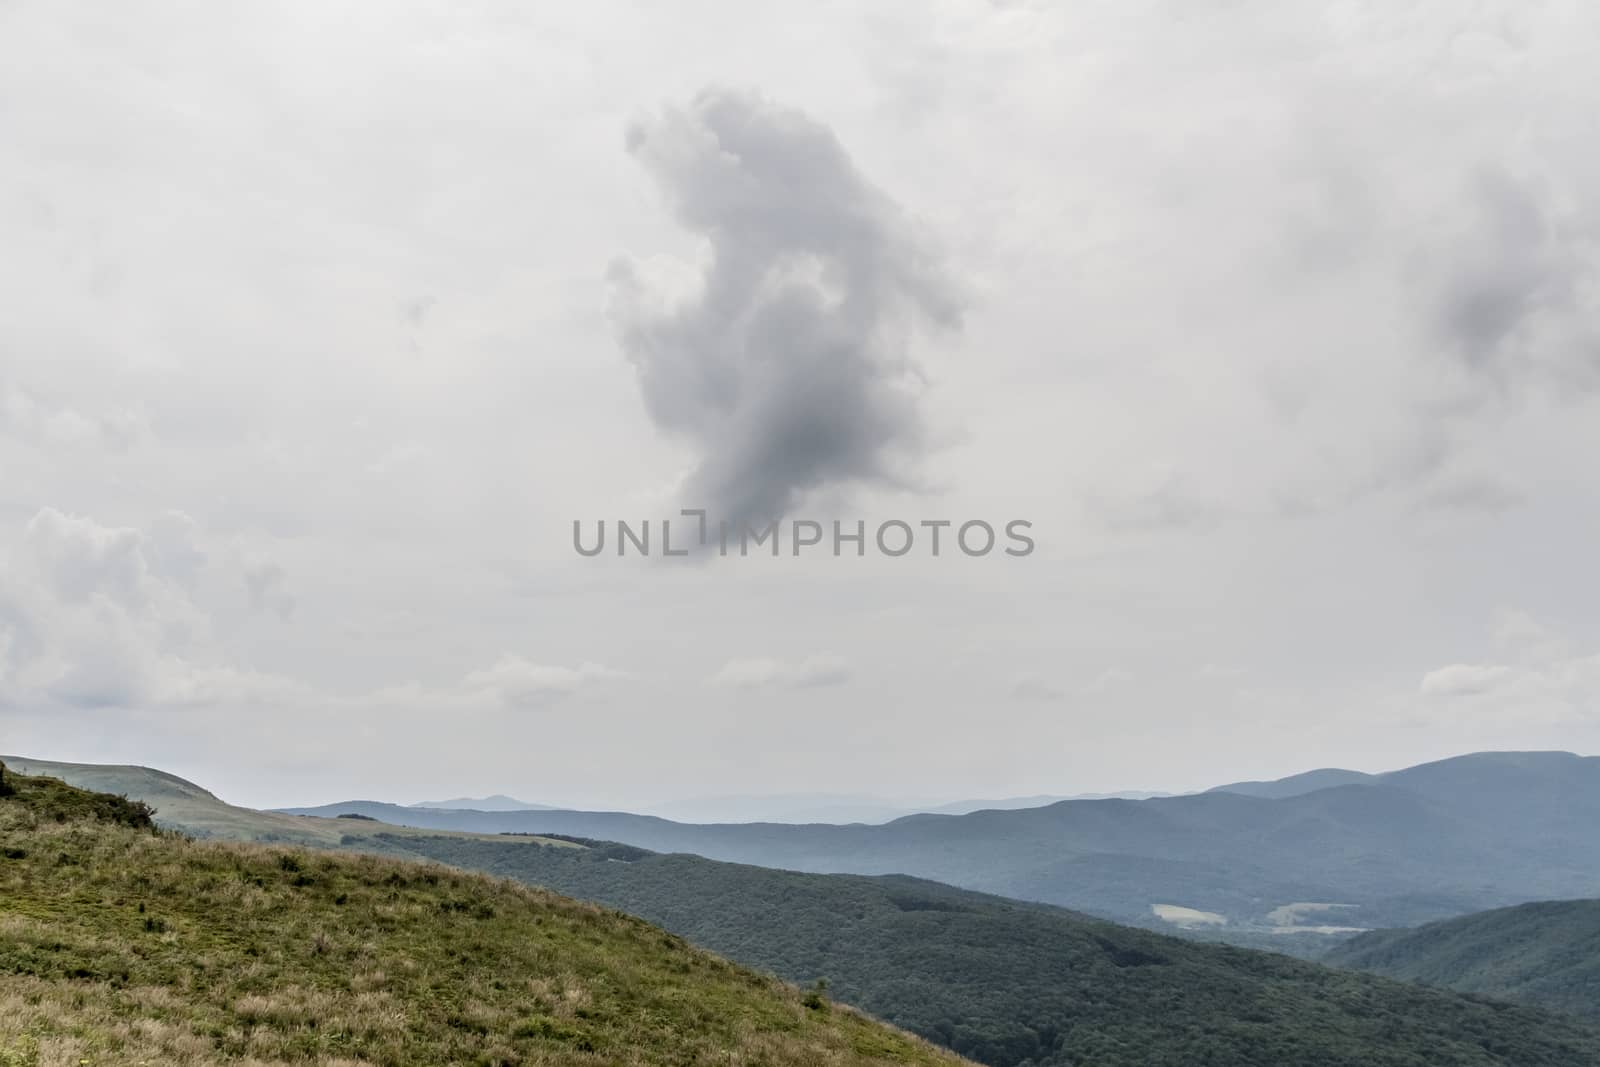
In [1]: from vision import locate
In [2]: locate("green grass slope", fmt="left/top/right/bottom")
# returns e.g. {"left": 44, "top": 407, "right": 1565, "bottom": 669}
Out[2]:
{"left": 372, "top": 832, "right": 1600, "bottom": 1067}
{"left": 0, "top": 754, "right": 577, "bottom": 856}
{"left": 1326, "top": 900, "right": 1600, "bottom": 1025}
{"left": 0, "top": 762, "right": 966, "bottom": 1067}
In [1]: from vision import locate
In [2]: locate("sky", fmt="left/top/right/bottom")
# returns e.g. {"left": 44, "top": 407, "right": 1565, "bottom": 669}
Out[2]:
{"left": 2, "top": 0, "right": 1599, "bottom": 813}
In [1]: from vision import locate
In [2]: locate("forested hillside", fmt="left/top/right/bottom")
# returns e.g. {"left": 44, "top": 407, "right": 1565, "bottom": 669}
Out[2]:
{"left": 391, "top": 830, "right": 1600, "bottom": 1067}
{"left": 1327, "top": 899, "right": 1600, "bottom": 1025}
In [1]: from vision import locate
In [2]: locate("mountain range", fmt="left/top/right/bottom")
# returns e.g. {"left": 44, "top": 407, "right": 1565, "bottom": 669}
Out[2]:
{"left": 272, "top": 751, "right": 1600, "bottom": 937}
{"left": 641, "top": 790, "right": 1175, "bottom": 825}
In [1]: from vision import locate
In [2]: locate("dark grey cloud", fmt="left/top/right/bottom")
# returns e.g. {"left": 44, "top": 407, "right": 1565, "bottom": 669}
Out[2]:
{"left": 609, "top": 88, "right": 962, "bottom": 529}
{"left": 1435, "top": 168, "right": 1596, "bottom": 391}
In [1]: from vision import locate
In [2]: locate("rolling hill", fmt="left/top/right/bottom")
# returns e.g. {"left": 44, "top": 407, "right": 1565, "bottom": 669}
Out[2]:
{"left": 0, "top": 754, "right": 578, "bottom": 856}
{"left": 271, "top": 751, "right": 1600, "bottom": 935}
{"left": 0, "top": 760, "right": 966, "bottom": 1067}
{"left": 11, "top": 756, "right": 1600, "bottom": 1066}
{"left": 1326, "top": 899, "right": 1600, "bottom": 1025}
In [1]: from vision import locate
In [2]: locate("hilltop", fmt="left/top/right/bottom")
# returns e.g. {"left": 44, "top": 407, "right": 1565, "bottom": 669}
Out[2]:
{"left": 1326, "top": 899, "right": 1600, "bottom": 1025}
{"left": 0, "top": 755, "right": 577, "bottom": 856}
{"left": 0, "top": 761, "right": 966, "bottom": 1067}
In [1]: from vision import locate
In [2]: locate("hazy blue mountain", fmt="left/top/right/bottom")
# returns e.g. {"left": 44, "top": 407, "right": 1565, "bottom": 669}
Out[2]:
{"left": 645, "top": 792, "right": 914, "bottom": 824}
{"left": 1208, "top": 767, "right": 1378, "bottom": 798}
{"left": 279, "top": 751, "right": 1600, "bottom": 936}
{"left": 1325, "top": 899, "right": 1600, "bottom": 1025}
{"left": 646, "top": 790, "right": 1178, "bottom": 824}
{"left": 924, "top": 790, "right": 1175, "bottom": 814}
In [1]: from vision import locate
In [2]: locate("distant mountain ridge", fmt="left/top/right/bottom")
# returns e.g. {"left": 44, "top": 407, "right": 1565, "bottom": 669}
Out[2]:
{"left": 17, "top": 750, "right": 1600, "bottom": 941}
{"left": 1208, "top": 767, "right": 1379, "bottom": 798}
{"left": 275, "top": 751, "right": 1600, "bottom": 936}
{"left": 398, "top": 791, "right": 1183, "bottom": 825}
{"left": 647, "top": 790, "right": 1174, "bottom": 825}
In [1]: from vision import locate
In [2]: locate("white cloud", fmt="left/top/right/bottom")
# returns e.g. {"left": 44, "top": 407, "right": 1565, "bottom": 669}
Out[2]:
{"left": 710, "top": 654, "right": 851, "bottom": 691}
{"left": 0, "top": 380, "right": 146, "bottom": 452}
{"left": 463, "top": 656, "right": 627, "bottom": 709}
{"left": 0, "top": 509, "right": 210, "bottom": 708}
{"left": 1419, "top": 614, "right": 1600, "bottom": 722}
{"left": 1420, "top": 663, "right": 1512, "bottom": 698}
{"left": 0, "top": 507, "right": 630, "bottom": 726}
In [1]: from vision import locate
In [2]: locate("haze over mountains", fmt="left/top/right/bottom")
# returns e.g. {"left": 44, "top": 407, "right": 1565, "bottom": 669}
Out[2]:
{"left": 278, "top": 751, "right": 1600, "bottom": 937}
{"left": 16, "top": 748, "right": 1600, "bottom": 949}
{"left": 642, "top": 790, "right": 1175, "bottom": 825}
{"left": 411, "top": 794, "right": 553, "bottom": 812}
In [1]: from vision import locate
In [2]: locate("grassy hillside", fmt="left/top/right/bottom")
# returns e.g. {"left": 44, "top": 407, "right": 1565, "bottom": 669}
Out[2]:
{"left": 1326, "top": 900, "right": 1600, "bottom": 1025}
{"left": 0, "top": 761, "right": 966, "bottom": 1067}
{"left": 0, "top": 754, "right": 578, "bottom": 856}
{"left": 370, "top": 830, "right": 1600, "bottom": 1067}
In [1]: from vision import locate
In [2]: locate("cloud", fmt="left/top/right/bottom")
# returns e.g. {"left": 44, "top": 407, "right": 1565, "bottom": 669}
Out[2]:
{"left": 1083, "top": 471, "right": 1222, "bottom": 533}
{"left": 244, "top": 561, "right": 296, "bottom": 621}
{"left": 21, "top": 509, "right": 152, "bottom": 608}
{"left": 145, "top": 512, "right": 210, "bottom": 589}
{"left": 1419, "top": 663, "right": 1512, "bottom": 698}
{"left": 1432, "top": 168, "right": 1597, "bottom": 390}
{"left": 1010, "top": 673, "right": 1065, "bottom": 701}
{"left": 1419, "top": 614, "right": 1600, "bottom": 720}
{"left": 609, "top": 87, "right": 963, "bottom": 530}
{"left": 0, "top": 380, "right": 146, "bottom": 452}
{"left": 1418, "top": 474, "right": 1525, "bottom": 515}
{"left": 463, "top": 656, "right": 628, "bottom": 709}
{"left": 710, "top": 653, "right": 851, "bottom": 691}
{"left": 0, "top": 509, "right": 210, "bottom": 709}
{"left": 0, "top": 507, "right": 630, "bottom": 719}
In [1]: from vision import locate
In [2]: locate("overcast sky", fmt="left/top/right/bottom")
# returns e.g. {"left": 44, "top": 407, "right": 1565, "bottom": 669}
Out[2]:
{"left": 3, "top": 1, "right": 1598, "bottom": 812}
